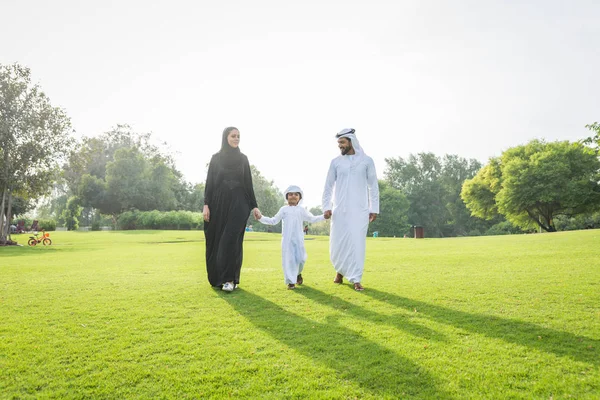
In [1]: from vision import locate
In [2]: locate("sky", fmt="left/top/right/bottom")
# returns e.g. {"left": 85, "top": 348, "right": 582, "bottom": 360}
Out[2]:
{"left": 2, "top": 0, "right": 599, "bottom": 208}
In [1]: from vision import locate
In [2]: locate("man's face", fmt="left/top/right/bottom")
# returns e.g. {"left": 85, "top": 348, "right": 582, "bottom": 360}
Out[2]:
{"left": 337, "top": 137, "right": 353, "bottom": 155}
{"left": 286, "top": 192, "right": 300, "bottom": 206}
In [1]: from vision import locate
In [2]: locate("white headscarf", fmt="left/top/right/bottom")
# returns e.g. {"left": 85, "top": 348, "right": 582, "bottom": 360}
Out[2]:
{"left": 284, "top": 185, "right": 304, "bottom": 206}
{"left": 336, "top": 128, "right": 365, "bottom": 159}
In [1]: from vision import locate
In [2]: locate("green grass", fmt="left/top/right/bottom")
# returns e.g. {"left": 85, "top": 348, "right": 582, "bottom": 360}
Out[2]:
{"left": 1, "top": 229, "right": 599, "bottom": 399}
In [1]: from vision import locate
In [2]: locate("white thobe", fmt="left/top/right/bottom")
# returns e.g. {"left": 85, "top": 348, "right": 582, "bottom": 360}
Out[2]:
{"left": 322, "top": 154, "right": 379, "bottom": 283}
{"left": 259, "top": 206, "right": 325, "bottom": 284}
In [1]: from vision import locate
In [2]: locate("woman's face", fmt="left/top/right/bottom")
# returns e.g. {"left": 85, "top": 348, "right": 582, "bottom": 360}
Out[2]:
{"left": 227, "top": 129, "right": 240, "bottom": 148}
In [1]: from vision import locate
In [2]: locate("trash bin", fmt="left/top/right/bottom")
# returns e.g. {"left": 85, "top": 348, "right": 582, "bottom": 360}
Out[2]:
{"left": 414, "top": 226, "right": 424, "bottom": 239}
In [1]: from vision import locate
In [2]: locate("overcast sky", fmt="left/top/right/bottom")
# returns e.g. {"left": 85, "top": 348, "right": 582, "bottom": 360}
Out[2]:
{"left": 2, "top": 0, "right": 599, "bottom": 208}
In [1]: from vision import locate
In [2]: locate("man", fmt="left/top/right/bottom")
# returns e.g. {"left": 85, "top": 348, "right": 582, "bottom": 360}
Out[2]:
{"left": 322, "top": 128, "right": 379, "bottom": 291}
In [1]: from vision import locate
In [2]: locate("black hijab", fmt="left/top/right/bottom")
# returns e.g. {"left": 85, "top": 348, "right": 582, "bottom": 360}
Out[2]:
{"left": 219, "top": 126, "right": 244, "bottom": 168}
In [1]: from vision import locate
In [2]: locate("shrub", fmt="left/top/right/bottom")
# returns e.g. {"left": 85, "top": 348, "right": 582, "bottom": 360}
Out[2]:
{"left": 485, "top": 221, "right": 523, "bottom": 236}
{"left": 117, "top": 211, "right": 138, "bottom": 230}
{"left": 38, "top": 219, "right": 57, "bottom": 231}
{"left": 115, "top": 210, "right": 203, "bottom": 230}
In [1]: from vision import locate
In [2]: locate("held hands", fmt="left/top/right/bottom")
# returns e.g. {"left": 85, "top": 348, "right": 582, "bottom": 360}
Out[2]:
{"left": 323, "top": 210, "right": 374, "bottom": 221}
{"left": 253, "top": 208, "right": 262, "bottom": 220}
{"left": 203, "top": 205, "right": 210, "bottom": 222}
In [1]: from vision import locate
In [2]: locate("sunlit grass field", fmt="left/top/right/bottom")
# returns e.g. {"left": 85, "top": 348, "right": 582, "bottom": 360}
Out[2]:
{"left": 1, "top": 229, "right": 599, "bottom": 399}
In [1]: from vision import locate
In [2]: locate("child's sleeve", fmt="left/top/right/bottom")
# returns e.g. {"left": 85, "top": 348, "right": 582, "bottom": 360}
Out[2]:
{"left": 303, "top": 208, "right": 325, "bottom": 223}
{"left": 258, "top": 207, "right": 284, "bottom": 225}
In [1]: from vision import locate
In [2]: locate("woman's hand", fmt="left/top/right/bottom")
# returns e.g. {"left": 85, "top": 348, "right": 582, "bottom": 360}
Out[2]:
{"left": 203, "top": 205, "right": 210, "bottom": 222}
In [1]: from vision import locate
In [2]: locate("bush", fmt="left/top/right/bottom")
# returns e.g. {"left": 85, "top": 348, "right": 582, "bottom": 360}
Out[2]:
{"left": 117, "top": 211, "right": 138, "bottom": 230}
{"left": 485, "top": 221, "right": 523, "bottom": 236}
{"left": 38, "top": 219, "right": 57, "bottom": 231}
{"left": 116, "top": 210, "right": 203, "bottom": 230}
{"left": 555, "top": 212, "right": 600, "bottom": 231}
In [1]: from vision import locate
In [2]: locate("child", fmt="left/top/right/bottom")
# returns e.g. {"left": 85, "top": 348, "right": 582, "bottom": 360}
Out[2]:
{"left": 256, "top": 185, "right": 327, "bottom": 289}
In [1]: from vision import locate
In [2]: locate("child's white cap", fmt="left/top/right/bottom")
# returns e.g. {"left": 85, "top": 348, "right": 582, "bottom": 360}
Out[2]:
{"left": 284, "top": 185, "right": 303, "bottom": 200}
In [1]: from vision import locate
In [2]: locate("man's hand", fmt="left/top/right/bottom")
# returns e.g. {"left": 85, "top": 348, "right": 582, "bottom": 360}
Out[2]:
{"left": 203, "top": 205, "right": 210, "bottom": 222}
{"left": 253, "top": 208, "right": 262, "bottom": 220}
{"left": 324, "top": 210, "right": 332, "bottom": 219}
{"left": 369, "top": 213, "right": 377, "bottom": 223}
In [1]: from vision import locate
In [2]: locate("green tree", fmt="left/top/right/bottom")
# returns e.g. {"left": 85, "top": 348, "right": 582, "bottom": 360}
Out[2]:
{"left": 0, "top": 63, "right": 73, "bottom": 244}
{"left": 582, "top": 122, "right": 600, "bottom": 151}
{"left": 385, "top": 153, "right": 446, "bottom": 237}
{"left": 36, "top": 193, "right": 68, "bottom": 226}
{"left": 368, "top": 180, "right": 410, "bottom": 237}
{"left": 64, "top": 124, "right": 172, "bottom": 193}
{"left": 4, "top": 195, "right": 34, "bottom": 219}
{"left": 186, "top": 183, "right": 205, "bottom": 212}
{"left": 384, "top": 153, "right": 485, "bottom": 237}
{"left": 462, "top": 140, "right": 600, "bottom": 232}
{"left": 440, "top": 155, "right": 488, "bottom": 236}
{"left": 249, "top": 166, "right": 284, "bottom": 232}
{"left": 66, "top": 125, "right": 193, "bottom": 225}
{"left": 62, "top": 196, "right": 82, "bottom": 231}
{"left": 304, "top": 206, "right": 330, "bottom": 236}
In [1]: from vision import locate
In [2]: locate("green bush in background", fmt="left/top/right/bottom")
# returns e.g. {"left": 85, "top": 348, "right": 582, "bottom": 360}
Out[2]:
{"left": 117, "top": 210, "right": 202, "bottom": 230}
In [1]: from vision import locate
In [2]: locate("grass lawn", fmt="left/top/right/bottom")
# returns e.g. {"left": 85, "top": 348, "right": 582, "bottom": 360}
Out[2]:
{"left": 1, "top": 229, "right": 599, "bottom": 399}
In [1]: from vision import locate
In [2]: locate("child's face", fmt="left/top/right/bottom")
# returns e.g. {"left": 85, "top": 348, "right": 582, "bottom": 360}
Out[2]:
{"left": 286, "top": 192, "right": 301, "bottom": 206}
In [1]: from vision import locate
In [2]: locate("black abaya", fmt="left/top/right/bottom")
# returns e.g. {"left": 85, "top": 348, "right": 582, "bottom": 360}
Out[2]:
{"left": 204, "top": 152, "right": 257, "bottom": 287}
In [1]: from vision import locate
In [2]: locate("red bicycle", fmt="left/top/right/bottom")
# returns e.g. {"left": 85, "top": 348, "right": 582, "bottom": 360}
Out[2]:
{"left": 28, "top": 230, "right": 52, "bottom": 246}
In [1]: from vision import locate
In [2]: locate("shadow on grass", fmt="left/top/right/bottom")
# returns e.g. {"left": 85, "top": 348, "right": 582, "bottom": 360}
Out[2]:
{"left": 364, "top": 288, "right": 599, "bottom": 366}
{"left": 296, "top": 286, "right": 447, "bottom": 343}
{"left": 226, "top": 289, "right": 453, "bottom": 399}
{"left": 147, "top": 240, "right": 203, "bottom": 244}
{"left": 0, "top": 245, "right": 97, "bottom": 257}
{"left": 109, "top": 230, "right": 164, "bottom": 235}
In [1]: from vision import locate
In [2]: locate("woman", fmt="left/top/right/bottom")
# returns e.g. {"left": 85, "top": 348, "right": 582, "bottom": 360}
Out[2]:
{"left": 203, "top": 127, "right": 259, "bottom": 292}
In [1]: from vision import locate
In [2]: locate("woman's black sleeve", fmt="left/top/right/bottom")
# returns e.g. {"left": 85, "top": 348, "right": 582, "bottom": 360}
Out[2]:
{"left": 244, "top": 157, "right": 258, "bottom": 209}
{"left": 204, "top": 155, "right": 217, "bottom": 206}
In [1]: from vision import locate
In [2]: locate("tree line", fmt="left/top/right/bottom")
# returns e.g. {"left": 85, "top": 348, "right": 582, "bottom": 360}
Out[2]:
{"left": 2, "top": 62, "right": 600, "bottom": 243}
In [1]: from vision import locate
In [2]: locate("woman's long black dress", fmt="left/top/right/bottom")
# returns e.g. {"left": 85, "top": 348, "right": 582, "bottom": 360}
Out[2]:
{"left": 204, "top": 151, "right": 257, "bottom": 287}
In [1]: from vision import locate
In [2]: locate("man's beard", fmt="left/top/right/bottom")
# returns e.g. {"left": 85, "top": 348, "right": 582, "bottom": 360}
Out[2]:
{"left": 340, "top": 147, "right": 350, "bottom": 155}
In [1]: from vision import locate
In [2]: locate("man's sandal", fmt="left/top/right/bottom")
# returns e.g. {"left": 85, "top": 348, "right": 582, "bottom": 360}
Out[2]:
{"left": 296, "top": 274, "right": 303, "bottom": 285}
{"left": 333, "top": 273, "right": 343, "bottom": 284}
{"left": 288, "top": 284, "right": 296, "bottom": 290}
{"left": 354, "top": 283, "right": 364, "bottom": 291}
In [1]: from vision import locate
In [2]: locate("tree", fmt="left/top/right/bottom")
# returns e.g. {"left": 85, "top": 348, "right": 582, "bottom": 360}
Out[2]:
{"left": 385, "top": 153, "right": 446, "bottom": 237}
{"left": 249, "top": 166, "right": 284, "bottom": 232}
{"left": 0, "top": 63, "right": 73, "bottom": 244}
{"left": 462, "top": 140, "right": 600, "bottom": 232}
{"left": 68, "top": 126, "right": 189, "bottom": 225}
{"left": 582, "top": 122, "right": 600, "bottom": 151}
{"left": 368, "top": 180, "right": 410, "bottom": 237}
{"left": 439, "top": 155, "right": 490, "bottom": 236}
{"left": 62, "top": 196, "right": 82, "bottom": 231}
{"left": 3, "top": 194, "right": 35, "bottom": 219}
{"left": 64, "top": 124, "right": 173, "bottom": 194}
{"left": 36, "top": 193, "right": 68, "bottom": 226}
{"left": 460, "top": 159, "right": 502, "bottom": 220}
{"left": 384, "top": 153, "right": 486, "bottom": 237}
{"left": 186, "top": 183, "right": 205, "bottom": 212}
{"left": 304, "top": 206, "right": 330, "bottom": 236}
